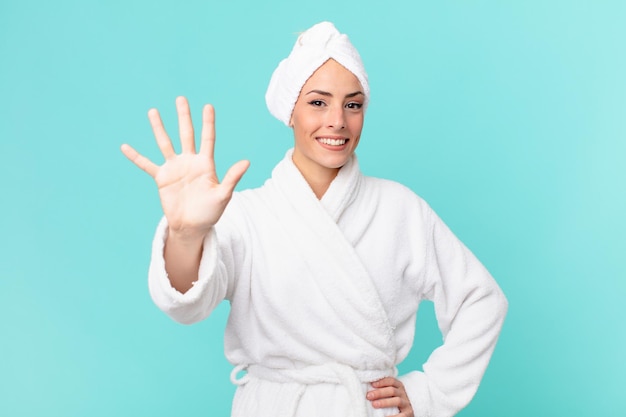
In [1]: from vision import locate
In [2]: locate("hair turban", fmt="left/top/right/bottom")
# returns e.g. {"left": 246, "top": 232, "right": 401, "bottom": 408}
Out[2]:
{"left": 265, "top": 21, "right": 369, "bottom": 126}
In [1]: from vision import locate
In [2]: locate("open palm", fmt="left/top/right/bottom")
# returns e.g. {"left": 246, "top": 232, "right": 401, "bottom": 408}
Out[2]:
{"left": 121, "top": 96, "right": 249, "bottom": 240}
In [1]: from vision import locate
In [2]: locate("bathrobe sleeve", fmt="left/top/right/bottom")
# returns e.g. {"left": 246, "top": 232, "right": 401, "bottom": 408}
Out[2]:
{"left": 147, "top": 212, "right": 244, "bottom": 325}
{"left": 399, "top": 205, "right": 508, "bottom": 417}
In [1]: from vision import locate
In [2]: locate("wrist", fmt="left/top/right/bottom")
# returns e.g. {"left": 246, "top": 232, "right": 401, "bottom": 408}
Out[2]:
{"left": 166, "top": 226, "right": 210, "bottom": 246}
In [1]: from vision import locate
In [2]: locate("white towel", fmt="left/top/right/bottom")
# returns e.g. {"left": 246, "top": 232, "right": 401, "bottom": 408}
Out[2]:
{"left": 266, "top": 21, "right": 369, "bottom": 126}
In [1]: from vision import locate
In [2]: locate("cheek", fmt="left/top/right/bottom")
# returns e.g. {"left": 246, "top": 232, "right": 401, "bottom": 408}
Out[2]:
{"left": 293, "top": 113, "right": 320, "bottom": 135}
{"left": 348, "top": 114, "right": 364, "bottom": 135}
{"left": 292, "top": 119, "right": 310, "bottom": 145}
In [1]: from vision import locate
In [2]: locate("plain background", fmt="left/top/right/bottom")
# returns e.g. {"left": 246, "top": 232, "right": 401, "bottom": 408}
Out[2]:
{"left": 1, "top": 0, "right": 624, "bottom": 416}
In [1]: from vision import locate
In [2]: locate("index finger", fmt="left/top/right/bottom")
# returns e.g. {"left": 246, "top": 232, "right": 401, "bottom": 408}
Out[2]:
{"left": 371, "top": 377, "right": 403, "bottom": 388}
{"left": 199, "top": 104, "right": 215, "bottom": 161}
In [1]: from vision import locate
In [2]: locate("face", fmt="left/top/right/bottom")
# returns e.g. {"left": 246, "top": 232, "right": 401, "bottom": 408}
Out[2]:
{"left": 289, "top": 59, "right": 365, "bottom": 184}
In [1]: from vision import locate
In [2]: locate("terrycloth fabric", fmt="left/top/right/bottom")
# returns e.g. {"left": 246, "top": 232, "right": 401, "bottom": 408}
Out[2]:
{"left": 265, "top": 21, "right": 369, "bottom": 126}
{"left": 230, "top": 363, "right": 396, "bottom": 417}
{"left": 148, "top": 150, "right": 508, "bottom": 417}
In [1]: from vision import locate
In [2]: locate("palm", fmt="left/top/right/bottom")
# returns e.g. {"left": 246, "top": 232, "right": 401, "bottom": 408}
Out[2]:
{"left": 155, "top": 153, "right": 225, "bottom": 230}
{"left": 121, "top": 97, "right": 249, "bottom": 238}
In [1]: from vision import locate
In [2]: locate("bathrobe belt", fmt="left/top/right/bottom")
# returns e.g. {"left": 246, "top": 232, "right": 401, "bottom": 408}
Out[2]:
{"left": 230, "top": 363, "right": 397, "bottom": 417}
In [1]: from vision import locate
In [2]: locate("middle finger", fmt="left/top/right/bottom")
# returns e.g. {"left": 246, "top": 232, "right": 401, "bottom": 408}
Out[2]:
{"left": 176, "top": 96, "right": 196, "bottom": 154}
{"left": 368, "top": 387, "right": 398, "bottom": 400}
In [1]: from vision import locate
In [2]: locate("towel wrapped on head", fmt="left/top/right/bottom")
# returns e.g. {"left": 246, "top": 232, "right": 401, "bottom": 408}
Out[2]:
{"left": 265, "top": 21, "right": 370, "bottom": 126}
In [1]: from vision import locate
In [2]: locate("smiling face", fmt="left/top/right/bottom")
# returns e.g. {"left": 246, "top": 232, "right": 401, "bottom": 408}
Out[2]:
{"left": 289, "top": 59, "right": 365, "bottom": 193}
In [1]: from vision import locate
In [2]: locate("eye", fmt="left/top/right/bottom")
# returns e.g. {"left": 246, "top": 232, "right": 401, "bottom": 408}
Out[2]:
{"left": 308, "top": 100, "right": 325, "bottom": 107}
{"left": 345, "top": 102, "right": 363, "bottom": 110}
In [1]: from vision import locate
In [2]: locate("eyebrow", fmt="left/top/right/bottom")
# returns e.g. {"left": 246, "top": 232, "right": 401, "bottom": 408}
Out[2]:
{"left": 305, "top": 89, "right": 364, "bottom": 98}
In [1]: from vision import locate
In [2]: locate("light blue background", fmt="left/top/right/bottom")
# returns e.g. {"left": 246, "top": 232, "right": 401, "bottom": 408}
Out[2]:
{"left": 1, "top": 1, "right": 624, "bottom": 416}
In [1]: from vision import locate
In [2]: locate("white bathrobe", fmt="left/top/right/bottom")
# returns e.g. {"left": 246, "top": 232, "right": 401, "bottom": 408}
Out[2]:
{"left": 148, "top": 149, "right": 508, "bottom": 417}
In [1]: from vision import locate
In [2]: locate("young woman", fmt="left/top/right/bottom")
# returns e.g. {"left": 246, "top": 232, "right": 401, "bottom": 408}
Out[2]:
{"left": 121, "top": 22, "right": 508, "bottom": 417}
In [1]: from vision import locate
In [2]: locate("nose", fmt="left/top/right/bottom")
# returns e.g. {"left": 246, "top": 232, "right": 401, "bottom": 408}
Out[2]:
{"left": 326, "top": 105, "right": 345, "bottom": 130}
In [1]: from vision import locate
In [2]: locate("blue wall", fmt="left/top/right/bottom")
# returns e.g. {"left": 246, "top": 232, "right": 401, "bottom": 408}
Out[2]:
{"left": 1, "top": 1, "right": 624, "bottom": 415}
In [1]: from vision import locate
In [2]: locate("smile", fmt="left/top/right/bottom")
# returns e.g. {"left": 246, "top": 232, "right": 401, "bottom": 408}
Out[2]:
{"left": 317, "top": 137, "right": 347, "bottom": 146}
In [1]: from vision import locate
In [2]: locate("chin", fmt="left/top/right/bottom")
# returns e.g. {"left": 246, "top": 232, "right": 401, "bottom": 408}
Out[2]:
{"left": 320, "top": 154, "right": 352, "bottom": 170}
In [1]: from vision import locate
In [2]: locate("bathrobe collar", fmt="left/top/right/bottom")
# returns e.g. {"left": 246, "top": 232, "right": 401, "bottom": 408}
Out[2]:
{"left": 268, "top": 149, "right": 397, "bottom": 366}
{"left": 274, "top": 148, "right": 362, "bottom": 222}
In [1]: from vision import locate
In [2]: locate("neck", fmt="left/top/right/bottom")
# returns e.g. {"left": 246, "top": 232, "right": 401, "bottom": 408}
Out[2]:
{"left": 306, "top": 171, "right": 338, "bottom": 199}
{"left": 291, "top": 156, "right": 339, "bottom": 200}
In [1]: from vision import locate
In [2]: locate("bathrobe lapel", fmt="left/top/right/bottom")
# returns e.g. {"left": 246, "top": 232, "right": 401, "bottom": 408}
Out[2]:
{"left": 264, "top": 150, "right": 396, "bottom": 363}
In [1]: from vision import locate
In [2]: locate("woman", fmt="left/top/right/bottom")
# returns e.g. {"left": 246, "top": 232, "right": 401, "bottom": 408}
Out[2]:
{"left": 121, "top": 22, "right": 508, "bottom": 417}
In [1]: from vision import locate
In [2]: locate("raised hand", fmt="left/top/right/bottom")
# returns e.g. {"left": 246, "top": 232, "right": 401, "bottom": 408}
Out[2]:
{"left": 121, "top": 96, "right": 249, "bottom": 241}
{"left": 121, "top": 96, "right": 249, "bottom": 293}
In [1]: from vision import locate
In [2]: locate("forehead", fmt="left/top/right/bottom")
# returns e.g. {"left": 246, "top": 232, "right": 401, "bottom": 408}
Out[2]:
{"left": 302, "top": 59, "right": 363, "bottom": 92}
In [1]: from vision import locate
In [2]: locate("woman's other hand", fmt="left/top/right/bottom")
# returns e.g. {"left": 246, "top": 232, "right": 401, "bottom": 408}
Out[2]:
{"left": 367, "top": 377, "right": 414, "bottom": 417}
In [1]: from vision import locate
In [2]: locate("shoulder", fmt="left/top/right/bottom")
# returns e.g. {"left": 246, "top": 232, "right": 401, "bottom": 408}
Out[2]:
{"left": 361, "top": 176, "right": 432, "bottom": 213}
{"left": 230, "top": 182, "right": 273, "bottom": 210}
{"left": 219, "top": 182, "right": 275, "bottom": 226}
{"left": 363, "top": 176, "right": 414, "bottom": 194}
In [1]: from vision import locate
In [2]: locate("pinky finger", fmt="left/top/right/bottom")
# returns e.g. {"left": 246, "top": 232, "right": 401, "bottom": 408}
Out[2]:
{"left": 120, "top": 144, "right": 159, "bottom": 177}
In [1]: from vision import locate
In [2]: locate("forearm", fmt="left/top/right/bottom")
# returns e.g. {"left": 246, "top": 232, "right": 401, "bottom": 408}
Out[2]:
{"left": 400, "top": 284, "right": 507, "bottom": 417}
{"left": 163, "top": 228, "right": 207, "bottom": 294}
{"left": 148, "top": 218, "right": 229, "bottom": 324}
{"left": 400, "top": 205, "right": 508, "bottom": 416}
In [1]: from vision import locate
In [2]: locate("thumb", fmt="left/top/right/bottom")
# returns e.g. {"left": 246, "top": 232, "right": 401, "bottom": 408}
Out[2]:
{"left": 221, "top": 160, "right": 250, "bottom": 191}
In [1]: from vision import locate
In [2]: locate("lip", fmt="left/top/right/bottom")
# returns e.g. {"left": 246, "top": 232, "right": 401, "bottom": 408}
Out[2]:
{"left": 316, "top": 136, "right": 349, "bottom": 151}
{"left": 316, "top": 135, "right": 347, "bottom": 140}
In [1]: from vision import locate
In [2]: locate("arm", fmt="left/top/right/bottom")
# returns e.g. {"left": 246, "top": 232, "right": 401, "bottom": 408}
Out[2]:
{"left": 121, "top": 97, "right": 249, "bottom": 318}
{"left": 147, "top": 218, "right": 236, "bottom": 324}
{"left": 399, "top": 205, "right": 508, "bottom": 417}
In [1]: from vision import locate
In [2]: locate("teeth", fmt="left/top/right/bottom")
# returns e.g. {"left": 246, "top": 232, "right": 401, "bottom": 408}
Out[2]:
{"left": 318, "top": 138, "right": 346, "bottom": 146}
